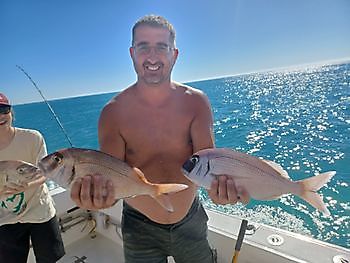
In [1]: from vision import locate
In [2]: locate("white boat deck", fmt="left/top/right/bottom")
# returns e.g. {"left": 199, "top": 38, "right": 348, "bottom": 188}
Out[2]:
{"left": 58, "top": 234, "right": 124, "bottom": 263}
{"left": 27, "top": 187, "right": 350, "bottom": 263}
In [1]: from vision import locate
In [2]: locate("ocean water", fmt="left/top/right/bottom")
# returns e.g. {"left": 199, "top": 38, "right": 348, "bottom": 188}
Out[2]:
{"left": 13, "top": 62, "right": 350, "bottom": 248}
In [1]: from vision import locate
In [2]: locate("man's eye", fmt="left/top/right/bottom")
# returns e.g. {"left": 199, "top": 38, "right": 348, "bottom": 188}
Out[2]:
{"left": 157, "top": 46, "right": 167, "bottom": 51}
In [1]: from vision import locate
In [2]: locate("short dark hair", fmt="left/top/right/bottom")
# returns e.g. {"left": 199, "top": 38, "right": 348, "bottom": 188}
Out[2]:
{"left": 132, "top": 15, "right": 176, "bottom": 46}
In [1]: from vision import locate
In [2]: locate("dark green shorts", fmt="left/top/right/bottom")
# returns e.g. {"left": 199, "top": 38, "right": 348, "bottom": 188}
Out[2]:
{"left": 122, "top": 196, "right": 216, "bottom": 263}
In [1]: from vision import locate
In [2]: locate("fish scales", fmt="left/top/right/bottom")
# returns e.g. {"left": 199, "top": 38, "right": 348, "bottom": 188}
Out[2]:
{"left": 210, "top": 154, "right": 293, "bottom": 186}
{"left": 209, "top": 149, "right": 285, "bottom": 178}
{"left": 182, "top": 148, "right": 336, "bottom": 215}
{"left": 39, "top": 148, "right": 188, "bottom": 212}
{"left": 68, "top": 148, "right": 131, "bottom": 177}
{"left": 209, "top": 156, "right": 298, "bottom": 200}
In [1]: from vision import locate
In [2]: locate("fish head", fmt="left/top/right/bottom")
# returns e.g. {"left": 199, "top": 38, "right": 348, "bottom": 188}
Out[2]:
{"left": 38, "top": 149, "right": 75, "bottom": 187}
{"left": 0, "top": 160, "right": 40, "bottom": 189}
{"left": 182, "top": 152, "right": 213, "bottom": 189}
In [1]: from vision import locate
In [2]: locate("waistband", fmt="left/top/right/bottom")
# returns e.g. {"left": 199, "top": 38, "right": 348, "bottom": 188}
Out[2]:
{"left": 123, "top": 195, "right": 201, "bottom": 229}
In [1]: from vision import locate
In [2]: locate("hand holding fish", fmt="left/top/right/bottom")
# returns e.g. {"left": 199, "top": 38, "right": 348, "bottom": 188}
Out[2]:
{"left": 1, "top": 174, "right": 46, "bottom": 196}
{"left": 182, "top": 148, "right": 336, "bottom": 215}
{"left": 208, "top": 175, "right": 250, "bottom": 205}
{"left": 70, "top": 174, "right": 116, "bottom": 210}
{"left": 0, "top": 160, "right": 45, "bottom": 199}
{"left": 38, "top": 148, "right": 188, "bottom": 212}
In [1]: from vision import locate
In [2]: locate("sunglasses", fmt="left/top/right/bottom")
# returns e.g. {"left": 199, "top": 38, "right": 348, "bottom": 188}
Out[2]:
{"left": 0, "top": 105, "right": 11, "bottom": 114}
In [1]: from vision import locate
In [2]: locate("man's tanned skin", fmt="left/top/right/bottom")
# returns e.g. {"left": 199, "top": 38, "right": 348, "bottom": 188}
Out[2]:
{"left": 70, "top": 17, "right": 249, "bottom": 225}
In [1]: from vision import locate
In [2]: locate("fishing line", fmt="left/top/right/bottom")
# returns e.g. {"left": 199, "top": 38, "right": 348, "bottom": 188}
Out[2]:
{"left": 16, "top": 65, "right": 74, "bottom": 148}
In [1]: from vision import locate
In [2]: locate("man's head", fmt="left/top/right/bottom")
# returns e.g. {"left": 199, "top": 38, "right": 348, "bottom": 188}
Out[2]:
{"left": 130, "top": 15, "right": 179, "bottom": 86}
{"left": 132, "top": 15, "right": 176, "bottom": 47}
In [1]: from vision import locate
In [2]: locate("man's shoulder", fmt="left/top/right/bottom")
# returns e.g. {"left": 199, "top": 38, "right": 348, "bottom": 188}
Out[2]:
{"left": 111, "top": 85, "right": 136, "bottom": 103}
{"left": 174, "top": 82, "right": 206, "bottom": 98}
{"left": 100, "top": 86, "right": 136, "bottom": 120}
{"left": 103, "top": 86, "right": 133, "bottom": 108}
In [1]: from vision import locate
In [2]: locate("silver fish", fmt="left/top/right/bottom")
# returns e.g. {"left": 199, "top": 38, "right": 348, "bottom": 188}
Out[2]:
{"left": 38, "top": 148, "right": 188, "bottom": 212}
{"left": 182, "top": 148, "right": 336, "bottom": 215}
{"left": 0, "top": 160, "right": 41, "bottom": 199}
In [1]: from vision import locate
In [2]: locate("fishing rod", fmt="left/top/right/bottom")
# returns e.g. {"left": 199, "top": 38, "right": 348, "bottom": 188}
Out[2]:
{"left": 232, "top": 219, "right": 248, "bottom": 263}
{"left": 16, "top": 65, "right": 74, "bottom": 148}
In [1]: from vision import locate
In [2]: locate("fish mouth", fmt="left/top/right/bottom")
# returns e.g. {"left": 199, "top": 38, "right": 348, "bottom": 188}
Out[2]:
{"left": 39, "top": 163, "right": 66, "bottom": 185}
{"left": 182, "top": 155, "right": 200, "bottom": 173}
{"left": 38, "top": 161, "right": 47, "bottom": 174}
{"left": 32, "top": 168, "right": 42, "bottom": 178}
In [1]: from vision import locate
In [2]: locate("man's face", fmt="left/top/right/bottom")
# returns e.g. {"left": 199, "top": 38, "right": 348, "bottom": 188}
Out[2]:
{"left": 130, "top": 25, "right": 178, "bottom": 86}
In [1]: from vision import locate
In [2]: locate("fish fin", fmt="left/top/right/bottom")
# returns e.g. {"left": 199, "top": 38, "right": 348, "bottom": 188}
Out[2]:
{"left": 130, "top": 167, "right": 151, "bottom": 184}
{"left": 130, "top": 167, "right": 189, "bottom": 195}
{"left": 150, "top": 184, "right": 188, "bottom": 212}
{"left": 262, "top": 160, "right": 290, "bottom": 179}
{"left": 131, "top": 168, "right": 188, "bottom": 212}
{"left": 298, "top": 171, "right": 336, "bottom": 215}
{"left": 299, "top": 191, "right": 330, "bottom": 216}
{"left": 131, "top": 167, "right": 188, "bottom": 195}
{"left": 153, "top": 183, "right": 189, "bottom": 196}
{"left": 153, "top": 195, "right": 174, "bottom": 212}
{"left": 298, "top": 171, "right": 335, "bottom": 191}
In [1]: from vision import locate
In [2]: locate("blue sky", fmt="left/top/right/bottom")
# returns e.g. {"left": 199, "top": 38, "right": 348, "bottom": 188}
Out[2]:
{"left": 1, "top": 0, "right": 349, "bottom": 104}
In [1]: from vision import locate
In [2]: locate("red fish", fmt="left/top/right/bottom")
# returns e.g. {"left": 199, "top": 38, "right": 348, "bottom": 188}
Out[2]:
{"left": 39, "top": 148, "right": 188, "bottom": 212}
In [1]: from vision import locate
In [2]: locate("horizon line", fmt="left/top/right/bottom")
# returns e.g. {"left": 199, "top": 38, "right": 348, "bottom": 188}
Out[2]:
{"left": 13, "top": 58, "right": 350, "bottom": 106}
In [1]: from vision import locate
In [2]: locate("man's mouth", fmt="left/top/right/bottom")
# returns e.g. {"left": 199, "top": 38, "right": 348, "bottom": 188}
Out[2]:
{"left": 144, "top": 64, "right": 161, "bottom": 71}
{"left": 0, "top": 120, "right": 7, "bottom": 125}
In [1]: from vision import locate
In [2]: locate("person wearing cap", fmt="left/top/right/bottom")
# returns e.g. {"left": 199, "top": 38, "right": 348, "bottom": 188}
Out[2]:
{"left": 0, "top": 93, "right": 65, "bottom": 263}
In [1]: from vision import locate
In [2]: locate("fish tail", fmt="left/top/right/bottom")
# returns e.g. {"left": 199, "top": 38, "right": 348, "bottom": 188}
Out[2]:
{"left": 153, "top": 195, "right": 174, "bottom": 212}
{"left": 151, "top": 183, "right": 188, "bottom": 212}
{"left": 154, "top": 183, "right": 189, "bottom": 196}
{"left": 298, "top": 171, "right": 336, "bottom": 215}
{"left": 131, "top": 168, "right": 188, "bottom": 212}
{"left": 131, "top": 168, "right": 188, "bottom": 195}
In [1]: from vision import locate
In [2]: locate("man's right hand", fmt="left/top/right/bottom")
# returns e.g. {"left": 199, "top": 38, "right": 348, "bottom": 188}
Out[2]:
{"left": 70, "top": 174, "right": 116, "bottom": 210}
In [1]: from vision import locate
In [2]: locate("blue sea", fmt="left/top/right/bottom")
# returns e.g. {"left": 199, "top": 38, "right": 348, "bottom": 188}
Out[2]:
{"left": 13, "top": 62, "right": 350, "bottom": 249}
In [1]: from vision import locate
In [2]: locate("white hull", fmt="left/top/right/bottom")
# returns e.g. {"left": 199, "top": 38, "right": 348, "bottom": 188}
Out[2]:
{"left": 28, "top": 188, "right": 350, "bottom": 263}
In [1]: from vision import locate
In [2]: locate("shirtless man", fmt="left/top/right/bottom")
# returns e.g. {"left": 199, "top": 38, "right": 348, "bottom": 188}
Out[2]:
{"left": 71, "top": 15, "right": 249, "bottom": 262}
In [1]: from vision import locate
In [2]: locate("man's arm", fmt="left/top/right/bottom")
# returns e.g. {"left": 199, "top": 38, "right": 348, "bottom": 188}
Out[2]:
{"left": 190, "top": 91, "right": 249, "bottom": 205}
{"left": 70, "top": 102, "right": 122, "bottom": 210}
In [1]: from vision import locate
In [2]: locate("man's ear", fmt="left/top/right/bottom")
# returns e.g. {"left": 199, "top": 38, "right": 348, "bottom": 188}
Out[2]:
{"left": 173, "top": 48, "right": 179, "bottom": 62}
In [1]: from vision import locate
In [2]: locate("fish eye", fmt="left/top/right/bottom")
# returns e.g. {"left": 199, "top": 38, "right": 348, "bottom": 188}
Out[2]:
{"left": 52, "top": 152, "right": 64, "bottom": 164}
{"left": 182, "top": 155, "right": 200, "bottom": 173}
{"left": 17, "top": 165, "right": 27, "bottom": 174}
{"left": 190, "top": 155, "right": 200, "bottom": 164}
{"left": 53, "top": 155, "right": 61, "bottom": 163}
